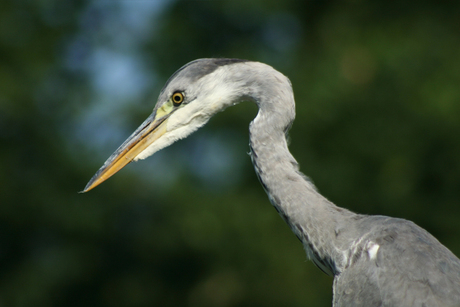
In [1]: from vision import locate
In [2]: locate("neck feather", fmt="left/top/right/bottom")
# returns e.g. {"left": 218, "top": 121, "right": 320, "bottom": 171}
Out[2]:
{"left": 246, "top": 70, "right": 355, "bottom": 275}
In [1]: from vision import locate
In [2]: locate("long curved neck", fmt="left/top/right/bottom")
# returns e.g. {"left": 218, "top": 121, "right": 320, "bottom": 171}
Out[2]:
{"left": 245, "top": 67, "right": 355, "bottom": 275}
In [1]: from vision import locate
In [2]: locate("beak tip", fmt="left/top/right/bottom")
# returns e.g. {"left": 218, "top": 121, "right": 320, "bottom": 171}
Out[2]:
{"left": 83, "top": 180, "right": 98, "bottom": 193}
{"left": 79, "top": 186, "right": 90, "bottom": 194}
{"left": 80, "top": 177, "right": 99, "bottom": 194}
{"left": 80, "top": 110, "right": 167, "bottom": 195}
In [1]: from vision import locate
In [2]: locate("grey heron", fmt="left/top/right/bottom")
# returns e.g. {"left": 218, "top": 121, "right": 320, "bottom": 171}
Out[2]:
{"left": 84, "top": 58, "right": 460, "bottom": 306}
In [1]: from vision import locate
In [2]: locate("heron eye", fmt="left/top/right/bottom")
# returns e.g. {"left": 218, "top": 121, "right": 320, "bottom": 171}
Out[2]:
{"left": 172, "top": 92, "right": 184, "bottom": 106}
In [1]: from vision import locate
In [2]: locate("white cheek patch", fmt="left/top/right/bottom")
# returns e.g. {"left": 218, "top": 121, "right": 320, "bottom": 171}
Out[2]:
{"left": 133, "top": 109, "right": 211, "bottom": 161}
{"left": 133, "top": 79, "right": 238, "bottom": 162}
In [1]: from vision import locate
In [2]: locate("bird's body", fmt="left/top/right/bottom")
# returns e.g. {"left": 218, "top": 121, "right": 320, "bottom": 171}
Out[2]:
{"left": 84, "top": 59, "right": 460, "bottom": 306}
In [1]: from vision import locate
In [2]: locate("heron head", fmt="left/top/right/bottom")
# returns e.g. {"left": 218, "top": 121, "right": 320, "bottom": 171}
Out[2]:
{"left": 83, "top": 58, "right": 250, "bottom": 192}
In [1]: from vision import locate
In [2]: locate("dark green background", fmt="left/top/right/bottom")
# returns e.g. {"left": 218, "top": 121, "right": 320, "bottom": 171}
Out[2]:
{"left": 1, "top": 0, "right": 459, "bottom": 306}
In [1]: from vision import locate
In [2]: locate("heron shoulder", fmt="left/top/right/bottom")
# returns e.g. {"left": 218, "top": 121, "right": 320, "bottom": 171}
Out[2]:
{"left": 334, "top": 216, "right": 460, "bottom": 306}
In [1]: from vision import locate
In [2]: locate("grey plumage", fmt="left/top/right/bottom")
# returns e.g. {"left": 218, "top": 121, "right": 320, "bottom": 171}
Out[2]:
{"left": 85, "top": 58, "right": 460, "bottom": 306}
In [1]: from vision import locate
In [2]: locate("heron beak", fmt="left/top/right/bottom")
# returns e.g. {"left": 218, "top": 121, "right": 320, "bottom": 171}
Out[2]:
{"left": 82, "top": 110, "right": 169, "bottom": 193}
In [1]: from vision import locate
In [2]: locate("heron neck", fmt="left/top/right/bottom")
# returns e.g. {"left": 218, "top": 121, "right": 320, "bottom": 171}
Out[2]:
{"left": 249, "top": 106, "right": 353, "bottom": 275}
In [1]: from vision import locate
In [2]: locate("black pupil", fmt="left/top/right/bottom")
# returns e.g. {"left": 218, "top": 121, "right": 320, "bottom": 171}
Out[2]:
{"left": 174, "top": 94, "right": 181, "bottom": 102}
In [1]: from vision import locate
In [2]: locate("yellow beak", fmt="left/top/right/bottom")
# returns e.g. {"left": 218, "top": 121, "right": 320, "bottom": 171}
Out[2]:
{"left": 82, "top": 111, "right": 169, "bottom": 192}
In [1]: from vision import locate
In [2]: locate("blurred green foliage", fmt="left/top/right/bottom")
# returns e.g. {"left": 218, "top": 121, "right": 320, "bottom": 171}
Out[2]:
{"left": 1, "top": 0, "right": 459, "bottom": 306}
